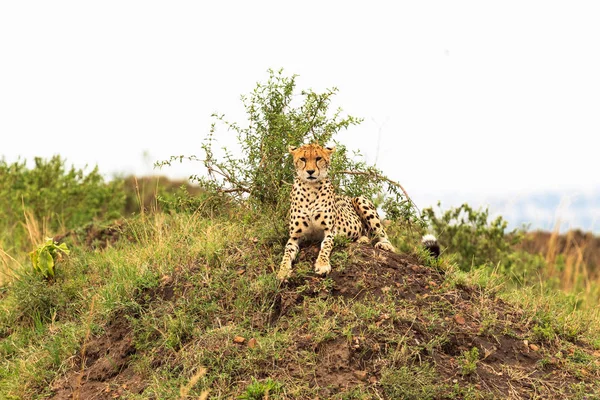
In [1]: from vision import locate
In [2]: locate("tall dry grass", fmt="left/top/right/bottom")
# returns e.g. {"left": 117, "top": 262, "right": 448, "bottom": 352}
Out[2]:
{"left": 0, "top": 209, "right": 52, "bottom": 285}
{"left": 522, "top": 223, "right": 600, "bottom": 303}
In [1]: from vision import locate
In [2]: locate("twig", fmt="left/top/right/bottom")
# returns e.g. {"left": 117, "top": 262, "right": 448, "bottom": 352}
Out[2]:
{"left": 340, "top": 170, "right": 421, "bottom": 215}
{"left": 206, "top": 165, "right": 250, "bottom": 194}
{"left": 217, "top": 187, "right": 250, "bottom": 194}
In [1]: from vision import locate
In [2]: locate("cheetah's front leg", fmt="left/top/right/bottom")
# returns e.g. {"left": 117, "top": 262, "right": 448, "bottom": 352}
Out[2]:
{"left": 352, "top": 196, "right": 395, "bottom": 252}
{"left": 278, "top": 237, "right": 299, "bottom": 280}
{"left": 315, "top": 228, "right": 334, "bottom": 275}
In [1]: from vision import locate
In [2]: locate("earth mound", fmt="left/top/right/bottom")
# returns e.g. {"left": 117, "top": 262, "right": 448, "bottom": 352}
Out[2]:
{"left": 48, "top": 244, "right": 599, "bottom": 399}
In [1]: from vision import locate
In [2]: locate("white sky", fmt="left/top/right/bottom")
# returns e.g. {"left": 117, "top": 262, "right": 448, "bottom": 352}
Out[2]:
{"left": 1, "top": 1, "right": 599, "bottom": 230}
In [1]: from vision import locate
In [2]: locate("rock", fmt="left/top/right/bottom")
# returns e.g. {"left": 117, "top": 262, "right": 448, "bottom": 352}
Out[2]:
{"left": 233, "top": 336, "right": 245, "bottom": 344}
{"left": 353, "top": 370, "right": 368, "bottom": 381}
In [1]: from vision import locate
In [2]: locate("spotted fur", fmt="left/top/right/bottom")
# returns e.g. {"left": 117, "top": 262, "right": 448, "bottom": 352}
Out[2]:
{"left": 277, "top": 143, "right": 395, "bottom": 280}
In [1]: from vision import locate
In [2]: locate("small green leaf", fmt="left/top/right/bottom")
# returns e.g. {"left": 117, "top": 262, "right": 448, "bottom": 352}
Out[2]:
{"left": 57, "top": 242, "right": 70, "bottom": 255}
{"left": 30, "top": 250, "right": 40, "bottom": 273}
{"left": 38, "top": 248, "right": 55, "bottom": 278}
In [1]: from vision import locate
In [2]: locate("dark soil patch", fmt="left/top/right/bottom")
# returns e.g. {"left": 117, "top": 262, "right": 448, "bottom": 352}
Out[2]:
{"left": 50, "top": 315, "right": 144, "bottom": 400}
{"left": 314, "top": 338, "right": 366, "bottom": 395}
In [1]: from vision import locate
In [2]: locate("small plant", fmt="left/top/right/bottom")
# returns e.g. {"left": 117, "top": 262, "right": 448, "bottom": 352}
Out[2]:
{"left": 238, "top": 377, "right": 282, "bottom": 400}
{"left": 569, "top": 348, "right": 593, "bottom": 364}
{"left": 537, "top": 357, "right": 552, "bottom": 369}
{"left": 532, "top": 322, "right": 555, "bottom": 343}
{"left": 458, "top": 347, "right": 480, "bottom": 376}
{"left": 29, "top": 238, "right": 70, "bottom": 279}
{"left": 333, "top": 235, "right": 352, "bottom": 248}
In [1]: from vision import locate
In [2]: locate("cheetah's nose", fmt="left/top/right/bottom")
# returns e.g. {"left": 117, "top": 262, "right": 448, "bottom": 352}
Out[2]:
{"left": 306, "top": 170, "right": 315, "bottom": 176}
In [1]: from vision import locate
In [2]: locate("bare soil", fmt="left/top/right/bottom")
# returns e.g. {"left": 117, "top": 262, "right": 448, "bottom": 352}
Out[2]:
{"left": 50, "top": 316, "right": 145, "bottom": 400}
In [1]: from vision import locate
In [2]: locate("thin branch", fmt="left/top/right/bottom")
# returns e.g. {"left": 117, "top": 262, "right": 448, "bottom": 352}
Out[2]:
{"left": 217, "top": 187, "right": 250, "bottom": 194}
{"left": 340, "top": 170, "right": 421, "bottom": 215}
{"left": 205, "top": 164, "right": 249, "bottom": 194}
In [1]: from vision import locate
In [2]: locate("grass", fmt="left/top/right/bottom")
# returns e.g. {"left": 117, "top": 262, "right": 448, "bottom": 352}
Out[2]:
{"left": 1, "top": 203, "right": 600, "bottom": 398}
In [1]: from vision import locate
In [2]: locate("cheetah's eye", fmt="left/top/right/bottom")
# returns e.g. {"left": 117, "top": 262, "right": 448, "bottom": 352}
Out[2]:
{"left": 300, "top": 157, "right": 306, "bottom": 162}
{"left": 316, "top": 157, "right": 322, "bottom": 161}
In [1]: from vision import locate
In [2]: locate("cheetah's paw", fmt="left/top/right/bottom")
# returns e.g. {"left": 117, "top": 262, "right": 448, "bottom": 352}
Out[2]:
{"left": 375, "top": 240, "right": 395, "bottom": 252}
{"left": 277, "top": 263, "right": 292, "bottom": 281}
{"left": 314, "top": 259, "right": 332, "bottom": 275}
{"left": 357, "top": 236, "right": 370, "bottom": 244}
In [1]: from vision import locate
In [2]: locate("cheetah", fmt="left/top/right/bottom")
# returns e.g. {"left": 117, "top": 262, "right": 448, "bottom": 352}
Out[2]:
{"left": 277, "top": 143, "right": 395, "bottom": 280}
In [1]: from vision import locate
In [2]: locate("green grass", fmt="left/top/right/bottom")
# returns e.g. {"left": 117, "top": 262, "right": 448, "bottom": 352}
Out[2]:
{"left": 1, "top": 208, "right": 600, "bottom": 399}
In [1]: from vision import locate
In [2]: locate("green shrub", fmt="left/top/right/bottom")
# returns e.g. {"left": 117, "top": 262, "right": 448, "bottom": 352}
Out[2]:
{"left": 423, "top": 202, "right": 523, "bottom": 271}
{"left": 380, "top": 364, "right": 440, "bottom": 400}
{"left": 157, "top": 69, "right": 422, "bottom": 227}
{"left": 120, "top": 175, "right": 206, "bottom": 215}
{"left": 1, "top": 274, "right": 62, "bottom": 329}
{"left": 0, "top": 156, "right": 125, "bottom": 251}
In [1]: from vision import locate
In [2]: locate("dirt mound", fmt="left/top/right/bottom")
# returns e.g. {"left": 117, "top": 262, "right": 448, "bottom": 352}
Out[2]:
{"left": 46, "top": 243, "right": 598, "bottom": 399}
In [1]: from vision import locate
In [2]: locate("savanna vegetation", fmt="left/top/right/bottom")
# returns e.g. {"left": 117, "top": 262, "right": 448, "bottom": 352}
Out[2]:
{"left": 1, "top": 69, "right": 600, "bottom": 399}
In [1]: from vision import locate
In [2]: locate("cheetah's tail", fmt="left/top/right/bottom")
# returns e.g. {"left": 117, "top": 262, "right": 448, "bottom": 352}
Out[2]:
{"left": 421, "top": 234, "right": 440, "bottom": 258}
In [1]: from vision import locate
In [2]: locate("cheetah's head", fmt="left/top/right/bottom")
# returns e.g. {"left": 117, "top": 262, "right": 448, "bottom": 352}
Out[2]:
{"left": 289, "top": 143, "right": 335, "bottom": 183}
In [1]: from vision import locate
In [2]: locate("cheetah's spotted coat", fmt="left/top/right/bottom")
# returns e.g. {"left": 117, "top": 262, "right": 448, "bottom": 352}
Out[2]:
{"left": 277, "top": 143, "right": 395, "bottom": 280}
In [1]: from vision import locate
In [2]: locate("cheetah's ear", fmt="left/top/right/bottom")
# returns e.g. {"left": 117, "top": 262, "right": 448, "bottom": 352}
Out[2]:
{"left": 325, "top": 146, "right": 336, "bottom": 154}
{"left": 288, "top": 145, "right": 298, "bottom": 154}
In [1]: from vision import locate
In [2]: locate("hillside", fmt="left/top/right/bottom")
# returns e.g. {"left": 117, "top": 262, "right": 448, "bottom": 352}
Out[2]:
{"left": 519, "top": 229, "right": 600, "bottom": 277}
{"left": 2, "top": 212, "right": 600, "bottom": 399}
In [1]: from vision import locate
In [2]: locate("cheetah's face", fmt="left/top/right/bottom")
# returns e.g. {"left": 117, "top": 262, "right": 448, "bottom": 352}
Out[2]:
{"left": 289, "top": 143, "right": 335, "bottom": 183}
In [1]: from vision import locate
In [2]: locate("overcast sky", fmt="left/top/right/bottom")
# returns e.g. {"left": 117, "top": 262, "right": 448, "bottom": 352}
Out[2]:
{"left": 1, "top": 1, "right": 599, "bottom": 231}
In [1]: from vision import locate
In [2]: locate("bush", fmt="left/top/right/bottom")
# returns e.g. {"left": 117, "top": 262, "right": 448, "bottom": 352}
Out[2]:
{"left": 423, "top": 202, "right": 523, "bottom": 271}
{"left": 157, "top": 68, "right": 422, "bottom": 227}
{"left": 380, "top": 364, "right": 440, "bottom": 400}
{"left": 0, "top": 156, "right": 125, "bottom": 251}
